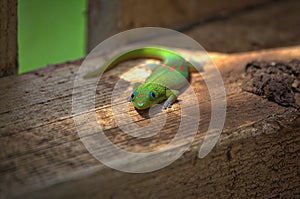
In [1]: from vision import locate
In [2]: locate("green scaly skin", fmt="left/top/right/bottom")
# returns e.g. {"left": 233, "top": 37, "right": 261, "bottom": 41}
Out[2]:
{"left": 84, "top": 46, "right": 200, "bottom": 110}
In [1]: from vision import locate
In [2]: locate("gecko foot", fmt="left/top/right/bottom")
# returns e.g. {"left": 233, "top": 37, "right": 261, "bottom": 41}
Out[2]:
{"left": 127, "top": 96, "right": 132, "bottom": 102}
{"left": 162, "top": 102, "right": 172, "bottom": 110}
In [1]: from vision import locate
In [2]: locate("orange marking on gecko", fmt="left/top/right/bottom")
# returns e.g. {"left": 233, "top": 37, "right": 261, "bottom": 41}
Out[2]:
{"left": 169, "top": 66, "right": 176, "bottom": 70}
{"left": 179, "top": 65, "right": 185, "bottom": 71}
{"left": 137, "top": 94, "right": 148, "bottom": 97}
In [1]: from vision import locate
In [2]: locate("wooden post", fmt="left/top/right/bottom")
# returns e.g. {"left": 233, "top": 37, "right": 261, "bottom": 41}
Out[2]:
{"left": 87, "top": 0, "right": 122, "bottom": 51}
{"left": 0, "top": 0, "right": 18, "bottom": 77}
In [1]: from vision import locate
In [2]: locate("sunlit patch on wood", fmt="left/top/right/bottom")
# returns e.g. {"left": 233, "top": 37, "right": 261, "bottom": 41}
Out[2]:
{"left": 120, "top": 59, "right": 160, "bottom": 82}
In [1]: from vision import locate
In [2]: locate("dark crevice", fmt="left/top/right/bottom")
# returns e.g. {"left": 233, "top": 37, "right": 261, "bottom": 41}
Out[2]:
{"left": 242, "top": 59, "right": 300, "bottom": 108}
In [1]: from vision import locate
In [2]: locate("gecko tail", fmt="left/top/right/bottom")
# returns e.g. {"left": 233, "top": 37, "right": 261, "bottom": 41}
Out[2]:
{"left": 84, "top": 46, "right": 188, "bottom": 78}
{"left": 187, "top": 61, "right": 204, "bottom": 73}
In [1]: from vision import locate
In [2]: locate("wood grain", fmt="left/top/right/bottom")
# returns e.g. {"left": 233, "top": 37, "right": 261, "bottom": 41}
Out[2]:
{"left": 0, "top": 46, "right": 299, "bottom": 198}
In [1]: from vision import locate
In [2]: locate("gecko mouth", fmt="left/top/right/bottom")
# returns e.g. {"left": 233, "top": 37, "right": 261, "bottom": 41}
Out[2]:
{"left": 132, "top": 101, "right": 151, "bottom": 109}
{"left": 137, "top": 102, "right": 144, "bottom": 106}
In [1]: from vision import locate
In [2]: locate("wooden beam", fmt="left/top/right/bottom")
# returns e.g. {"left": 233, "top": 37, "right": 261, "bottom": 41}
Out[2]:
{"left": 0, "top": 46, "right": 299, "bottom": 198}
{"left": 86, "top": 0, "right": 270, "bottom": 52}
{"left": 0, "top": 0, "right": 18, "bottom": 77}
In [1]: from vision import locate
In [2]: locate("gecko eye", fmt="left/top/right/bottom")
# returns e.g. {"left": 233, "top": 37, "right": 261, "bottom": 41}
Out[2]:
{"left": 131, "top": 91, "right": 136, "bottom": 98}
{"left": 149, "top": 91, "right": 156, "bottom": 98}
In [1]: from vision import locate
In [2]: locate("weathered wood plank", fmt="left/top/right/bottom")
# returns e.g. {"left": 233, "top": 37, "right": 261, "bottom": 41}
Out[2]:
{"left": 0, "top": 0, "right": 18, "bottom": 77}
{"left": 0, "top": 46, "right": 299, "bottom": 198}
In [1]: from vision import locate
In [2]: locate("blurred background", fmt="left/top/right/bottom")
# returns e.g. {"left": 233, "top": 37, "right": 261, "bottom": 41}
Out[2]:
{"left": 17, "top": 0, "right": 300, "bottom": 73}
{"left": 18, "top": 0, "right": 86, "bottom": 73}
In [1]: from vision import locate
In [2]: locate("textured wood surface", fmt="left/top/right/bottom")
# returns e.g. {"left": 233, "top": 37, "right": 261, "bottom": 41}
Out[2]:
{"left": 0, "top": 0, "right": 18, "bottom": 77}
{"left": 0, "top": 46, "right": 299, "bottom": 198}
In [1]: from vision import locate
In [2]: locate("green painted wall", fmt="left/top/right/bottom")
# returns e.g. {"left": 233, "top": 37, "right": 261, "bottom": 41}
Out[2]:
{"left": 18, "top": 0, "right": 87, "bottom": 73}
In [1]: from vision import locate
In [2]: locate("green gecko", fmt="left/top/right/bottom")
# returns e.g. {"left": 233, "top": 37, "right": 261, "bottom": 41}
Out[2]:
{"left": 85, "top": 46, "right": 203, "bottom": 110}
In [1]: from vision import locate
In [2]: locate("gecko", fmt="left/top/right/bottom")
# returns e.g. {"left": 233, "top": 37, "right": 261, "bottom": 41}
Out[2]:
{"left": 84, "top": 46, "right": 203, "bottom": 110}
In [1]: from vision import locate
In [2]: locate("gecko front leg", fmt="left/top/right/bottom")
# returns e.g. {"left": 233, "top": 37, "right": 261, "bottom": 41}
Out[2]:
{"left": 162, "top": 89, "right": 180, "bottom": 109}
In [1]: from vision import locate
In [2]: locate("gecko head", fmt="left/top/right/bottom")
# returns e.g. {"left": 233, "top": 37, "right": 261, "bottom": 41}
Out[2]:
{"left": 130, "top": 83, "right": 166, "bottom": 110}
